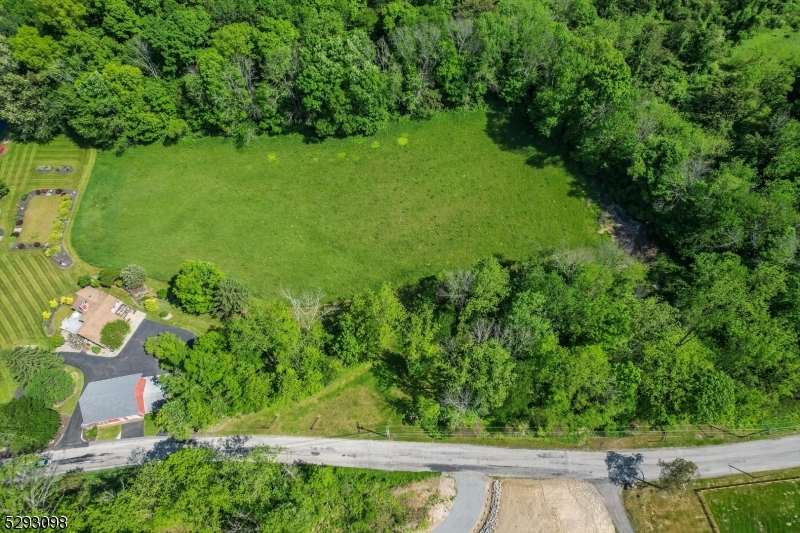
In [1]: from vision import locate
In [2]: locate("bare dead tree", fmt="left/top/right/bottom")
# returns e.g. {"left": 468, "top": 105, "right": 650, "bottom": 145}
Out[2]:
{"left": 770, "top": 110, "right": 791, "bottom": 134}
{"left": 437, "top": 269, "right": 474, "bottom": 310}
{"left": 128, "top": 36, "right": 160, "bottom": 78}
{"left": 225, "top": 511, "right": 262, "bottom": 532}
{"left": 413, "top": 23, "right": 442, "bottom": 82}
{"left": 636, "top": 114, "right": 657, "bottom": 142}
{"left": 440, "top": 387, "right": 486, "bottom": 429}
{"left": 550, "top": 247, "right": 593, "bottom": 279}
{"left": 375, "top": 36, "right": 392, "bottom": 70}
{"left": 446, "top": 18, "right": 480, "bottom": 56}
{"left": 281, "top": 289, "right": 337, "bottom": 331}
{"left": 470, "top": 319, "right": 495, "bottom": 345}
{"left": 389, "top": 26, "right": 417, "bottom": 64}
{"left": 45, "top": 59, "right": 77, "bottom": 84}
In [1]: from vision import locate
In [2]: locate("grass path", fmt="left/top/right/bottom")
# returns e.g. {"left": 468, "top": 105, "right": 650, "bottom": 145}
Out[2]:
{"left": 73, "top": 110, "right": 600, "bottom": 299}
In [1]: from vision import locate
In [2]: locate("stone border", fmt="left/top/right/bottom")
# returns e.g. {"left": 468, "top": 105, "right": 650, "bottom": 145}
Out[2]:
{"left": 9, "top": 188, "right": 78, "bottom": 269}
{"left": 477, "top": 480, "right": 501, "bottom": 533}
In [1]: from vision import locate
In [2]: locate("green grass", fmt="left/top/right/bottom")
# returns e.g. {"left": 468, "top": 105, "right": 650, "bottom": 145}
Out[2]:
{"left": 729, "top": 27, "right": 800, "bottom": 65}
{"left": 143, "top": 414, "right": 159, "bottom": 436}
{"left": 96, "top": 424, "right": 121, "bottom": 441}
{"left": 0, "top": 359, "right": 18, "bottom": 402}
{"left": 0, "top": 137, "right": 96, "bottom": 349}
{"left": 705, "top": 479, "right": 800, "bottom": 533}
{"left": 624, "top": 467, "right": 800, "bottom": 533}
{"left": 19, "top": 195, "right": 61, "bottom": 243}
{"left": 55, "top": 365, "right": 84, "bottom": 416}
{"left": 72, "top": 111, "right": 600, "bottom": 299}
{"left": 210, "top": 364, "right": 420, "bottom": 437}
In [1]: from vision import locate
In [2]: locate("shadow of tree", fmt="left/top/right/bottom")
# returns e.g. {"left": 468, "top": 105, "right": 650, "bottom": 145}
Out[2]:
{"left": 606, "top": 451, "right": 644, "bottom": 488}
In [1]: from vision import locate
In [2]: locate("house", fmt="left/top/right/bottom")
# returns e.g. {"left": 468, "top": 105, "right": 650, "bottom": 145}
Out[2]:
{"left": 61, "top": 286, "right": 133, "bottom": 346}
{"left": 79, "top": 374, "right": 165, "bottom": 427}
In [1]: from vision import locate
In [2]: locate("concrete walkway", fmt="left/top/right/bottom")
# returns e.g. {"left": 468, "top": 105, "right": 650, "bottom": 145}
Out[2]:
{"left": 433, "top": 471, "right": 489, "bottom": 533}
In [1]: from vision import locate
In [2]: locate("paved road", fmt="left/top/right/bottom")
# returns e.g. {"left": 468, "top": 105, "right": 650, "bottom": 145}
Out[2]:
{"left": 433, "top": 472, "right": 488, "bottom": 533}
{"left": 50, "top": 433, "right": 800, "bottom": 480}
{"left": 592, "top": 481, "right": 635, "bottom": 533}
{"left": 56, "top": 320, "right": 195, "bottom": 449}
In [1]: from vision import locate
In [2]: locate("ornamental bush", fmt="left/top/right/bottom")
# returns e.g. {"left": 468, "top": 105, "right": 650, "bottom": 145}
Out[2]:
{"left": 45, "top": 245, "right": 60, "bottom": 257}
{"left": 120, "top": 264, "right": 147, "bottom": 290}
{"left": 98, "top": 268, "right": 121, "bottom": 287}
{"left": 0, "top": 180, "right": 8, "bottom": 199}
{"left": 144, "top": 298, "right": 159, "bottom": 312}
{"left": 77, "top": 274, "right": 91, "bottom": 288}
{"left": 49, "top": 334, "right": 66, "bottom": 350}
{"left": 156, "top": 288, "right": 168, "bottom": 299}
{"left": 47, "top": 230, "right": 62, "bottom": 245}
{"left": 57, "top": 207, "right": 70, "bottom": 219}
{"left": 24, "top": 369, "right": 74, "bottom": 406}
{"left": 100, "top": 319, "right": 131, "bottom": 349}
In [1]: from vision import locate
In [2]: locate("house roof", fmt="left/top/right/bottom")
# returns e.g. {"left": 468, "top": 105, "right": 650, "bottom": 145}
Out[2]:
{"left": 70, "top": 287, "right": 123, "bottom": 345}
{"left": 79, "top": 374, "right": 143, "bottom": 425}
{"left": 142, "top": 376, "right": 166, "bottom": 414}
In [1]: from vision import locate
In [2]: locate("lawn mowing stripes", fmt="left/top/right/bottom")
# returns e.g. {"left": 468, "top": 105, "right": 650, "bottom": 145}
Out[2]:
{"left": 26, "top": 254, "right": 68, "bottom": 300}
{"left": 2, "top": 256, "right": 49, "bottom": 328}
{"left": 0, "top": 260, "right": 42, "bottom": 341}
{"left": 0, "top": 144, "right": 30, "bottom": 187}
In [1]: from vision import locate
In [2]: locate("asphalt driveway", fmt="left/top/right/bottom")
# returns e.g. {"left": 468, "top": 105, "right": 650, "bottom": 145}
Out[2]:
{"left": 56, "top": 320, "right": 195, "bottom": 449}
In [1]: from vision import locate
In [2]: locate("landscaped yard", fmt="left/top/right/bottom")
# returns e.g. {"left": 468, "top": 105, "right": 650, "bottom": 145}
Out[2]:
{"left": 0, "top": 137, "right": 95, "bottom": 349}
{"left": 18, "top": 195, "right": 61, "bottom": 244}
{"left": 96, "top": 424, "right": 121, "bottom": 441}
{"left": 55, "top": 365, "right": 84, "bottom": 416}
{"left": 72, "top": 111, "right": 600, "bottom": 298}
{"left": 623, "top": 467, "right": 800, "bottom": 533}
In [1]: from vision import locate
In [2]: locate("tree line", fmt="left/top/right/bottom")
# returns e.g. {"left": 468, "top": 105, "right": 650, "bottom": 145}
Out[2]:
{"left": 148, "top": 249, "right": 800, "bottom": 437}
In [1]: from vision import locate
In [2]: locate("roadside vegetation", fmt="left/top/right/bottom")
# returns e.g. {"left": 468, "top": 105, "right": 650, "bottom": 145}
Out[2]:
{"left": 1, "top": 446, "right": 439, "bottom": 531}
{"left": 624, "top": 466, "right": 800, "bottom": 533}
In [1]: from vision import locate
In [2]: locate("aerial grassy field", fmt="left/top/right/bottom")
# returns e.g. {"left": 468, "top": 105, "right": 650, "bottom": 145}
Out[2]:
{"left": 0, "top": 138, "right": 95, "bottom": 352}
{"left": 705, "top": 478, "right": 800, "bottom": 532}
{"left": 624, "top": 467, "right": 800, "bottom": 533}
{"left": 72, "top": 111, "right": 600, "bottom": 298}
{"left": 19, "top": 195, "right": 61, "bottom": 243}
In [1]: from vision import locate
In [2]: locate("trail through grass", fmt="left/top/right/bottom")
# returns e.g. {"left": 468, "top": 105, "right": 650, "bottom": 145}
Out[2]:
{"left": 73, "top": 111, "right": 600, "bottom": 299}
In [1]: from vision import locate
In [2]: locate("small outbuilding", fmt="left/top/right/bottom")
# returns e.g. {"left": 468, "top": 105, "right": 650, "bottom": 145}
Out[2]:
{"left": 79, "top": 374, "right": 165, "bottom": 428}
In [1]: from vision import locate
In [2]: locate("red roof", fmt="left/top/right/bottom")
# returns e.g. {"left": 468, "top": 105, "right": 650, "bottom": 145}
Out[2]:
{"left": 134, "top": 377, "right": 146, "bottom": 416}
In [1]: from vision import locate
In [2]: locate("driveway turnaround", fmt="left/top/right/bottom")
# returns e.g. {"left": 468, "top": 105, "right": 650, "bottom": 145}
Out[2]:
{"left": 433, "top": 472, "right": 488, "bottom": 533}
{"left": 56, "top": 320, "right": 195, "bottom": 449}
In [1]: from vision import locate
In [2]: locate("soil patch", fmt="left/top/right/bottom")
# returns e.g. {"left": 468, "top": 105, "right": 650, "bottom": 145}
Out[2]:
{"left": 394, "top": 475, "right": 457, "bottom": 532}
{"left": 494, "top": 478, "right": 614, "bottom": 533}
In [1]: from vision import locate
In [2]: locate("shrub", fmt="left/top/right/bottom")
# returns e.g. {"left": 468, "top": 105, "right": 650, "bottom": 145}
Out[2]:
{"left": 144, "top": 298, "right": 159, "bottom": 312}
{"left": 77, "top": 274, "right": 91, "bottom": 288}
{"left": 21, "top": 193, "right": 28, "bottom": 201}
{"left": 52, "top": 220, "right": 66, "bottom": 232}
{"left": 0, "top": 397, "right": 59, "bottom": 453}
{"left": 90, "top": 279, "right": 100, "bottom": 288}
{"left": 16, "top": 243, "right": 24, "bottom": 249}
{"left": 41, "top": 310, "right": 51, "bottom": 320}
{"left": 91, "top": 346, "right": 101, "bottom": 354}
{"left": 59, "top": 195, "right": 72, "bottom": 208}
{"left": 57, "top": 207, "right": 70, "bottom": 219}
{"left": 98, "top": 268, "right": 121, "bottom": 288}
{"left": 159, "top": 310, "right": 169, "bottom": 318}
{"left": 49, "top": 299, "right": 58, "bottom": 309}
{"left": 0, "top": 346, "right": 64, "bottom": 386}
{"left": 9, "top": 236, "right": 16, "bottom": 243}
{"left": 115, "top": 280, "right": 123, "bottom": 287}
{"left": 0, "top": 180, "right": 8, "bottom": 199}
{"left": 83, "top": 425, "right": 98, "bottom": 438}
{"left": 47, "top": 231, "right": 62, "bottom": 245}
{"left": 100, "top": 319, "right": 131, "bottom": 349}
{"left": 24, "top": 369, "right": 74, "bottom": 406}
{"left": 33, "top": 242, "right": 40, "bottom": 248}
{"left": 15, "top": 219, "right": 22, "bottom": 226}
{"left": 49, "top": 335, "right": 66, "bottom": 350}
{"left": 60, "top": 296, "right": 73, "bottom": 305}
{"left": 156, "top": 288, "right": 168, "bottom": 299}
{"left": 44, "top": 245, "right": 60, "bottom": 257}
{"left": 120, "top": 264, "right": 147, "bottom": 290}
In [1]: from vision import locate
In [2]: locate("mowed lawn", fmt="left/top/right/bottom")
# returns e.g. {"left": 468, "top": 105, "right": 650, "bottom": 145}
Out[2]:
{"left": 705, "top": 479, "right": 800, "bottom": 533}
{"left": 19, "top": 194, "right": 61, "bottom": 243}
{"left": 0, "top": 138, "right": 95, "bottom": 350}
{"left": 72, "top": 111, "right": 599, "bottom": 298}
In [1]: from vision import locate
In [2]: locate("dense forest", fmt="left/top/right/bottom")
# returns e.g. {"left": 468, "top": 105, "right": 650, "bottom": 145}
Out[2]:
{"left": 2, "top": 0, "right": 800, "bottom": 434}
